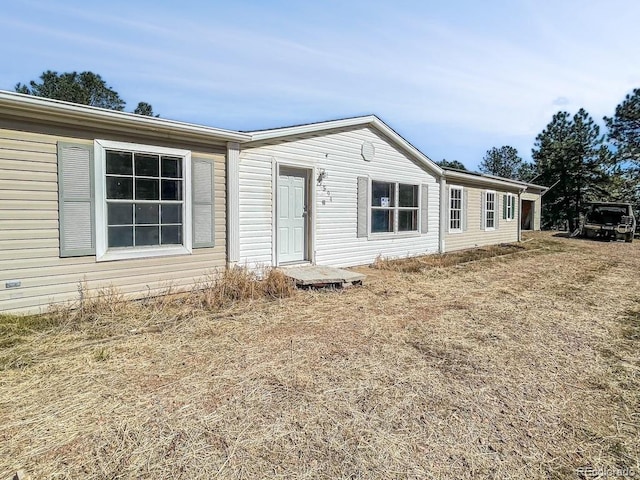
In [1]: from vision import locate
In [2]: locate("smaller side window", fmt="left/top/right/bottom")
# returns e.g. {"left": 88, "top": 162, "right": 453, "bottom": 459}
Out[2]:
{"left": 485, "top": 191, "right": 496, "bottom": 229}
{"left": 505, "top": 194, "right": 516, "bottom": 221}
{"left": 449, "top": 187, "right": 463, "bottom": 232}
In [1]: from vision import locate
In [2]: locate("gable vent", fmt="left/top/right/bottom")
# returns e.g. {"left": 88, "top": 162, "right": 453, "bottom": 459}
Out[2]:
{"left": 361, "top": 141, "right": 375, "bottom": 161}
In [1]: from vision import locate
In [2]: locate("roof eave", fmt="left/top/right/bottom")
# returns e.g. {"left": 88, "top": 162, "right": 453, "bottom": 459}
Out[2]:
{"left": 444, "top": 169, "right": 527, "bottom": 191}
{"left": 246, "top": 115, "right": 379, "bottom": 141}
{"left": 0, "top": 90, "right": 250, "bottom": 143}
{"left": 521, "top": 182, "right": 548, "bottom": 191}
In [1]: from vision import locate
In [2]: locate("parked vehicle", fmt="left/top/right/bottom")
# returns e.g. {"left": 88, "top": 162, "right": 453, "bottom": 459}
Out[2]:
{"left": 581, "top": 202, "right": 636, "bottom": 243}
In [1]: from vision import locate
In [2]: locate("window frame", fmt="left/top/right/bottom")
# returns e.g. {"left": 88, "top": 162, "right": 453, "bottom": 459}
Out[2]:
{"left": 485, "top": 190, "right": 496, "bottom": 231}
{"left": 505, "top": 193, "right": 516, "bottom": 221}
{"left": 449, "top": 186, "right": 463, "bottom": 233}
{"left": 94, "top": 139, "right": 192, "bottom": 262}
{"left": 369, "top": 179, "right": 420, "bottom": 237}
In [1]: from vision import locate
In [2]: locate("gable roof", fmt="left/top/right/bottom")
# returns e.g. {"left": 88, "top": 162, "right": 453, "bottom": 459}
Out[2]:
{"left": 244, "top": 115, "right": 444, "bottom": 176}
{"left": 0, "top": 90, "right": 250, "bottom": 143}
{"left": 0, "top": 91, "right": 548, "bottom": 192}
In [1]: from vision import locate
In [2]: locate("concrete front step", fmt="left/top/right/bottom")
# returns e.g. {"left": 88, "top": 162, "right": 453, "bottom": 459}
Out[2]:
{"left": 281, "top": 265, "right": 365, "bottom": 288}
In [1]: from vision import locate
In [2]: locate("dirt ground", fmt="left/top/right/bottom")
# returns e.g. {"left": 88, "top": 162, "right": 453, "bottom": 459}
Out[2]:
{"left": 1, "top": 232, "right": 638, "bottom": 479}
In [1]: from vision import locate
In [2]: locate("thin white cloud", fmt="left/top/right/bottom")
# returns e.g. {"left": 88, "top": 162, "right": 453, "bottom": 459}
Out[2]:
{"left": 1, "top": 0, "right": 639, "bottom": 169}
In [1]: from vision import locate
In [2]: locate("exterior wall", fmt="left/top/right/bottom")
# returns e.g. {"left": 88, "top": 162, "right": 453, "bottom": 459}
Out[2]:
{"left": 522, "top": 191, "right": 542, "bottom": 231}
{"left": 444, "top": 181, "right": 520, "bottom": 252}
{"left": 0, "top": 126, "right": 227, "bottom": 314}
{"left": 238, "top": 126, "right": 440, "bottom": 268}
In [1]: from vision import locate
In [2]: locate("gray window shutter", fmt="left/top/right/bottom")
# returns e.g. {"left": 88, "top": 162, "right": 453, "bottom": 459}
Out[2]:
{"left": 192, "top": 158, "right": 215, "bottom": 248}
{"left": 462, "top": 188, "right": 468, "bottom": 231}
{"left": 446, "top": 186, "right": 451, "bottom": 230}
{"left": 420, "top": 184, "right": 429, "bottom": 234}
{"left": 503, "top": 194, "right": 508, "bottom": 220}
{"left": 512, "top": 195, "right": 518, "bottom": 221}
{"left": 357, "top": 176, "right": 369, "bottom": 238}
{"left": 57, "top": 142, "right": 95, "bottom": 257}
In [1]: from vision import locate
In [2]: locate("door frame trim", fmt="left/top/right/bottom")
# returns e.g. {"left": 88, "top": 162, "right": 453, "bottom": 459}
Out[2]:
{"left": 272, "top": 161, "right": 316, "bottom": 267}
{"left": 520, "top": 198, "right": 534, "bottom": 231}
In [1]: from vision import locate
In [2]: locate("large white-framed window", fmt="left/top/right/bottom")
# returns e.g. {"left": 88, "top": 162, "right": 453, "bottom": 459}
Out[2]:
{"left": 485, "top": 190, "right": 496, "bottom": 230}
{"left": 94, "top": 140, "right": 192, "bottom": 261}
{"left": 505, "top": 193, "right": 516, "bottom": 221}
{"left": 370, "top": 180, "right": 419, "bottom": 234}
{"left": 449, "top": 186, "right": 463, "bottom": 232}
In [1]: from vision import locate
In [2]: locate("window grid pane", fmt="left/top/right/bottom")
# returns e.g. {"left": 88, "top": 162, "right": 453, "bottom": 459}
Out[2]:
{"left": 486, "top": 192, "right": 495, "bottom": 229}
{"left": 450, "top": 188, "right": 462, "bottom": 230}
{"left": 105, "top": 148, "right": 185, "bottom": 249}
{"left": 399, "top": 184, "right": 418, "bottom": 208}
{"left": 372, "top": 181, "right": 395, "bottom": 207}
{"left": 371, "top": 209, "right": 394, "bottom": 233}
{"left": 398, "top": 209, "right": 418, "bottom": 231}
{"left": 508, "top": 195, "right": 515, "bottom": 219}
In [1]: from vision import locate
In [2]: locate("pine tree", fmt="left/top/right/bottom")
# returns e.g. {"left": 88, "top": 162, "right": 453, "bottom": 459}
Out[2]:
{"left": 133, "top": 101, "right": 159, "bottom": 117}
{"left": 437, "top": 159, "right": 467, "bottom": 170}
{"left": 16, "top": 71, "right": 126, "bottom": 110}
{"left": 479, "top": 145, "right": 535, "bottom": 181}
{"left": 605, "top": 88, "right": 640, "bottom": 216}
{"left": 532, "top": 109, "right": 611, "bottom": 230}
{"left": 605, "top": 88, "right": 640, "bottom": 165}
{"left": 15, "top": 70, "right": 158, "bottom": 116}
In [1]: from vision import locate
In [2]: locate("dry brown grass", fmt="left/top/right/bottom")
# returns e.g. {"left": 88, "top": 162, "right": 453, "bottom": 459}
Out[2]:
{"left": 372, "top": 234, "right": 566, "bottom": 272}
{"left": 193, "top": 267, "right": 296, "bottom": 310}
{"left": 1, "top": 232, "right": 639, "bottom": 479}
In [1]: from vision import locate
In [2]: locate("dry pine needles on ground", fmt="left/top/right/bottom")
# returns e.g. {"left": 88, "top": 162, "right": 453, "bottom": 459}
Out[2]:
{"left": 0, "top": 232, "right": 638, "bottom": 479}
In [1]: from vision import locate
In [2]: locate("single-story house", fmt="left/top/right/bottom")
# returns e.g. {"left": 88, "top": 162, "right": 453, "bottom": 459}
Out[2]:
{"left": 0, "top": 91, "right": 545, "bottom": 313}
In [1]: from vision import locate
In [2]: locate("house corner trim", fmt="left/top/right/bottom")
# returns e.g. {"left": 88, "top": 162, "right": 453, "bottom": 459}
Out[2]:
{"left": 227, "top": 142, "right": 240, "bottom": 264}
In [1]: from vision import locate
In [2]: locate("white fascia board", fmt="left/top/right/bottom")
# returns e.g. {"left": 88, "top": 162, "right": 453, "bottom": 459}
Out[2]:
{"left": 520, "top": 183, "right": 548, "bottom": 192}
{"left": 444, "top": 170, "right": 527, "bottom": 192}
{"left": 247, "top": 115, "right": 378, "bottom": 140}
{"left": 0, "top": 90, "right": 250, "bottom": 142}
{"left": 480, "top": 173, "right": 548, "bottom": 191}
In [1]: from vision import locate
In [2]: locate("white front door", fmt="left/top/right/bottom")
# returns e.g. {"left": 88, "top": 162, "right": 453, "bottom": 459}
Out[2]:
{"left": 278, "top": 168, "right": 307, "bottom": 264}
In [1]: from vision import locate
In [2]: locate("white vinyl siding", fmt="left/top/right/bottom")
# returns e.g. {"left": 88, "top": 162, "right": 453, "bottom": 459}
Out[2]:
{"left": 0, "top": 128, "right": 226, "bottom": 314}
{"left": 238, "top": 126, "right": 440, "bottom": 268}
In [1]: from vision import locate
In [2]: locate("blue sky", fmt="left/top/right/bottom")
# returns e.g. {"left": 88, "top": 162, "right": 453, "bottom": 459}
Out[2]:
{"left": 1, "top": 0, "right": 638, "bottom": 170}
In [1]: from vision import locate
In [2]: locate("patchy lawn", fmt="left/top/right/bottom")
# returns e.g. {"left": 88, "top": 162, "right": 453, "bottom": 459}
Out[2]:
{"left": 0, "top": 232, "right": 638, "bottom": 479}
